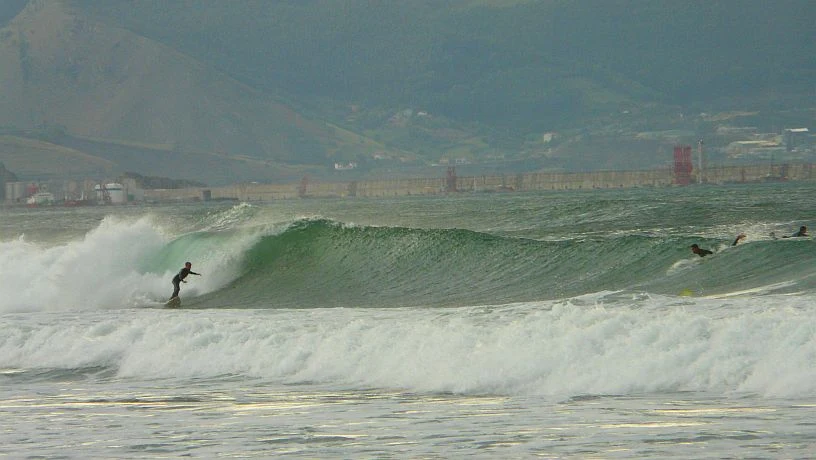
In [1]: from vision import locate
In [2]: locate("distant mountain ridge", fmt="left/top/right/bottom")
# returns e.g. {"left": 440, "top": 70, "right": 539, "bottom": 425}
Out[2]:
{"left": 0, "top": 0, "right": 404, "bottom": 184}
{"left": 0, "top": 0, "right": 813, "bottom": 184}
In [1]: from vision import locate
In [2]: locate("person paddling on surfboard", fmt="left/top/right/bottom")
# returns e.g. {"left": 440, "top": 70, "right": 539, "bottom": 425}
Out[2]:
{"left": 170, "top": 262, "right": 201, "bottom": 300}
{"left": 771, "top": 225, "right": 809, "bottom": 239}
{"left": 791, "top": 225, "right": 808, "bottom": 237}
{"left": 690, "top": 244, "right": 713, "bottom": 257}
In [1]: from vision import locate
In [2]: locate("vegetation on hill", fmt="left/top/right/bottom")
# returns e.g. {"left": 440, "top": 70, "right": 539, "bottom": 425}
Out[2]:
{"left": 70, "top": 0, "right": 814, "bottom": 128}
{"left": 0, "top": 0, "right": 26, "bottom": 26}
{"left": 0, "top": 162, "right": 18, "bottom": 182}
{"left": 0, "top": 135, "right": 115, "bottom": 179}
{"left": 0, "top": 0, "right": 813, "bottom": 183}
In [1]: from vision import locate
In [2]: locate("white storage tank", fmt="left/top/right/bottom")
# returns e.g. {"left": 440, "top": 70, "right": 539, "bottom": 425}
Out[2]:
{"left": 106, "top": 183, "right": 126, "bottom": 203}
{"left": 95, "top": 183, "right": 127, "bottom": 204}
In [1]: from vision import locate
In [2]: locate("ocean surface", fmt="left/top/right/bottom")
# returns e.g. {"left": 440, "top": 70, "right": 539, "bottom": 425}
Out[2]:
{"left": 1, "top": 183, "right": 815, "bottom": 458}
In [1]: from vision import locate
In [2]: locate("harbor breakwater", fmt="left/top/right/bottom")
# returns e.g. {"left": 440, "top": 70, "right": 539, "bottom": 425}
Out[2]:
{"left": 145, "top": 163, "right": 815, "bottom": 202}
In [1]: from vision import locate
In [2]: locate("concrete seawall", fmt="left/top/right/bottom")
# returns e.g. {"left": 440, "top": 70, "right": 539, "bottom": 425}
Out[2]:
{"left": 145, "top": 163, "right": 815, "bottom": 202}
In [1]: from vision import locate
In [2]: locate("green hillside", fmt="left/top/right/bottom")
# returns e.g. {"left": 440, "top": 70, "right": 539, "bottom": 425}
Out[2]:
{"left": 0, "top": 0, "right": 813, "bottom": 183}
{"left": 0, "top": 135, "right": 115, "bottom": 178}
{"left": 71, "top": 0, "right": 815, "bottom": 125}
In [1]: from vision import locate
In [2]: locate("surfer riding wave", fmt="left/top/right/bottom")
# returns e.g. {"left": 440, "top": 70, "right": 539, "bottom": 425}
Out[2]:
{"left": 170, "top": 262, "right": 201, "bottom": 300}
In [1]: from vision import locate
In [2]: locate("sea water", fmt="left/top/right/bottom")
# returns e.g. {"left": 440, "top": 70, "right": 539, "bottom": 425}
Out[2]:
{"left": 1, "top": 183, "right": 815, "bottom": 458}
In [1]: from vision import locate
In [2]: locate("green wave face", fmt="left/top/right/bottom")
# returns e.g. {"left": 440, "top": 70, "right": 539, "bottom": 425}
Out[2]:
{"left": 176, "top": 218, "right": 815, "bottom": 309}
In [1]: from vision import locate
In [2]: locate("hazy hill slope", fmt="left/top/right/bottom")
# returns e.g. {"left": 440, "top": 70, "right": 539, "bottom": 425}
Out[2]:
{"left": 71, "top": 0, "right": 816, "bottom": 130}
{"left": 0, "top": 1, "right": 309, "bottom": 156}
{"left": 0, "top": 0, "right": 400, "bottom": 183}
{"left": 0, "top": 135, "right": 114, "bottom": 179}
{"left": 0, "top": 0, "right": 813, "bottom": 183}
{"left": 0, "top": 1, "right": 26, "bottom": 26}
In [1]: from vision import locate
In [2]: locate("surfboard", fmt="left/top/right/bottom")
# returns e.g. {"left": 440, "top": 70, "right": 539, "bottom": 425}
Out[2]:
{"left": 165, "top": 297, "right": 181, "bottom": 308}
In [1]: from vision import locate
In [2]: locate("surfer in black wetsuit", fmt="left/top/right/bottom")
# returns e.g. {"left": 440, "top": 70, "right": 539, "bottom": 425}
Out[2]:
{"left": 772, "top": 225, "right": 809, "bottom": 239}
{"left": 690, "top": 244, "right": 713, "bottom": 257}
{"left": 792, "top": 225, "right": 808, "bottom": 237}
{"left": 170, "top": 262, "right": 201, "bottom": 300}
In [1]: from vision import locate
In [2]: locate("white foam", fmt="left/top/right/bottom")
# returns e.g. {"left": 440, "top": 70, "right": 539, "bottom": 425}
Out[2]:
{"left": 2, "top": 294, "right": 814, "bottom": 399}
{"left": 0, "top": 215, "right": 244, "bottom": 312}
